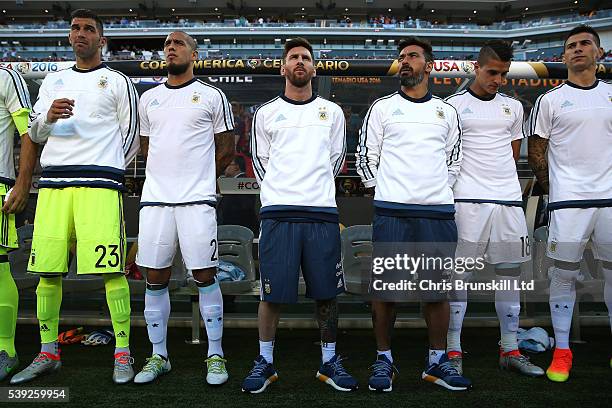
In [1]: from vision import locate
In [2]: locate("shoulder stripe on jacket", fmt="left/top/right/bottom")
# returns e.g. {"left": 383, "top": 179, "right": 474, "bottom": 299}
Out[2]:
{"left": 1, "top": 67, "right": 31, "bottom": 110}
{"left": 106, "top": 67, "right": 138, "bottom": 155}
{"left": 251, "top": 97, "right": 279, "bottom": 180}
{"left": 197, "top": 80, "right": 234, "bottom": 132}
{"left": 528, "top": 83, "right": 565, "bottom": 136}
{"left": 333, "top": 111, "right": 347, "bottom": 176}
{"left": 358, "top": 92, "right": 397, "bottom": 180}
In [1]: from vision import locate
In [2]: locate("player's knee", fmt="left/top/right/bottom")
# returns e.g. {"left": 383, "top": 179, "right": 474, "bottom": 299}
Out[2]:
{"left": 194, "top": 274, "right": 218, "bottom": 293}
{"left": 144, "top": 268, "right": 172, "bottom": 286}
{"left": 104, "top": 274, "right": 130, "bottom": 323}
{"left": 146, "top": 280, "right": 169, "bottom": 292}
{"left": 315, "top": 297, "right": 337, "bottom": 306}
{"left": 495, "top": 263, "right": 522, "bottom": 277}
{"left": 193, "top": 268, "right": 217, "bottom": 285}
{"left": 548, "top": 264, "right": 580, "bottom": 285}
{"left": 553, "top": 259, "right": 580, "bottom": 272}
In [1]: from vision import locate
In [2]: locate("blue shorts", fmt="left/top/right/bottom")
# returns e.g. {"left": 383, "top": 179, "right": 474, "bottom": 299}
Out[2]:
{"left": 371, "top": 215, "right": 457, "bottom": 302}
{"left": 259, "top": 219, "right": 344, "bottom": 303}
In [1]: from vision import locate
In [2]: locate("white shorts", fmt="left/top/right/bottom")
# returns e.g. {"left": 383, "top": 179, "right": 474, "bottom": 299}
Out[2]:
{"left": 136, "top": 204, "right": 218, "bottom": 270}
{"left": 455, "top": 202, "right": 530, "bottom": 265}
{"left": 547, "top": 207, "right": 612, "bottom": 263}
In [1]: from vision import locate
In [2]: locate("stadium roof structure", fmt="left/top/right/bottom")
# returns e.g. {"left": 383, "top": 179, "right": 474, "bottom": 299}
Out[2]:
{"left": 2, "top": 0, "right": 604, "bottom": 24}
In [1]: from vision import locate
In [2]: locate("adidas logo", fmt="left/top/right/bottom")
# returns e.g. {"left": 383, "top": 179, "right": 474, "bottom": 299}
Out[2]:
{"left": 461, "top": 107, "right": 473, "bottom": 114}
{"left": 40, "top": 324, "right": 49, "bottom": 332}
{"left": 337, "top": 278, "right": 343, "bottom": 288}
{"left": 392, "top": 108, "right": 404, "bottom": 116}
{"left": 116, "top": 330, "right": 127, "bottom": 338}
{"left": 275, "top": 114, "right": 287, "bottom": 122}
{"left": 54, "top": 79, "right": 64, "bottom": 86}
{"left": 560, "top": 100, "right": 574, "bottom": 108}
{"left": 150, "top": 99, "right": 160, "bottom": 107}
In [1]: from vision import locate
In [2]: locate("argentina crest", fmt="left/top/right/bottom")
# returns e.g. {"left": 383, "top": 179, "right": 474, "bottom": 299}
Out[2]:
{"left": 318, "top": 106, "right": 328, "bottom": 121}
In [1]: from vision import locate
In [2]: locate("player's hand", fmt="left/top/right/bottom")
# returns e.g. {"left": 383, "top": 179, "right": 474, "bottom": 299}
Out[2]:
{"left": 46, "top": 98, "right": 75, "bottom": 123}
{"left": 1, "top": 184, "right": 29, "bottom": 214}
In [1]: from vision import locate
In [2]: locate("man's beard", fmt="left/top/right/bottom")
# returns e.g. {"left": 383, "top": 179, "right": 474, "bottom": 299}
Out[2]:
{"left": 73, "top": 44, "right": 99, "bottom": 60}
{"left": 286, "top": 70, "right": 312, "bottom": 88}
{"left": 167, "top": 61, "right": 190, "bottom": 75}
{"left": 400, "top": 70, "right": 425, "bottom": 87}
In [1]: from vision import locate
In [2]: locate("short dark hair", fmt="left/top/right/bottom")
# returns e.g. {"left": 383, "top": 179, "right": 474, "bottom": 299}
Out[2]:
{"left": 478, "top": 40, "right": 513, "bottom": 65}
{"left": 397, "top": 36, "right": 434, "bottom": 62}
{"left": 70, "top": 9, "right": 104, "bottom": 36}
{"left": 283, "top": 37, "right": 314, "bottom": 62}
{"left": 564, "top": 24, "right": 600, "bottom": 48}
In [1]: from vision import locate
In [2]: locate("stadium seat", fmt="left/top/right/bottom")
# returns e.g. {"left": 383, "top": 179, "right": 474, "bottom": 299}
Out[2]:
{"left": 62, "top": 253, "right": 105, "bottom": 293}
{"left": 340, "top": 225, "right": 372, "bottom": 295}
{"left": 184, "top": 224, "right": 257, "bottom": 303}
{"left": 217, "top": 225, "right": 257, "bottom": 294}
{"left": 8, "top": 224, "right": 38, "bottom": 290}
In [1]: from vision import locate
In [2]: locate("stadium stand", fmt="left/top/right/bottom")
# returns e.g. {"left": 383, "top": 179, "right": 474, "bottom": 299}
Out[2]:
{"left": 1, "top": 5, "right": 611, "bottom": 401}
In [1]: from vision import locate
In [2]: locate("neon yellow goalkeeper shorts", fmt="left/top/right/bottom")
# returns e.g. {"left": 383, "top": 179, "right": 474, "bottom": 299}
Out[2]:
{"left": 28, "top": 187, "right": 126, "bottom": 275}
{"left": 0, "top": 183, "right": 18, "bottom": 250}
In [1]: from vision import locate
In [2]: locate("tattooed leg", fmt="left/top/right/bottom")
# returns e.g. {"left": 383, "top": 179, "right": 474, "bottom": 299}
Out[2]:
{"left": 316, "top": 298, "right": 338, "bottom": 343}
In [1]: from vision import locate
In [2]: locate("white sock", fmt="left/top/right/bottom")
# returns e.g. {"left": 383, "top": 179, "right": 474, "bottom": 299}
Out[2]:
{"left": 377, "top": 349, "right": 393, "bottom": 363}
{"left": 495, "top": 275, "right": 521, "bottom": 353}
{"left": 549, "top": 266, "right": 577, "bottom": 349}
{"left": 259, "top": 340, "right": 274, "bottom": 363}
{"left": 447, "top": 300, "right": 466, "bottom": 353}
{"left": 41, "top": 341, "right": 59, "bottom": 356}
{"left": 428, "top": 349, "right": 445, "bottom": 365}
{"left": 144, "top": 286, "right": 170, "bottom": 358}
{"left": 603, "top": 267, "right": 612, "bottom": 335}
{"left": 321, "top": 342, "right": 336, "bottom": 363}
{"left": 198, "top": 279, "right": 224, "bottom": 357}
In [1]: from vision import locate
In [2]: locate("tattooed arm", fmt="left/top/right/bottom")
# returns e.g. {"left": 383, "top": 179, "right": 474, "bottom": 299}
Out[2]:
{"left": 528, "top": 135, "right": 549, "bottom": 193}
{"left": 215, "top": 130, "right": 235, "bottom": 178}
